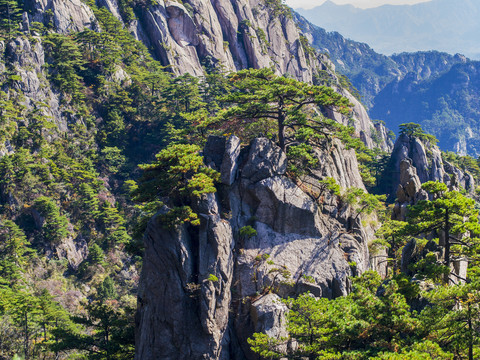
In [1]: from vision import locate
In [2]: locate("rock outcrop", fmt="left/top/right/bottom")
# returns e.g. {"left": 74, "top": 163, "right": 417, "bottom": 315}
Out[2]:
{"left": 5, "top": 36, "right": 68, "bottom": 132}
{"left": 391, "top": 159, "right": 427, "bottom": 221}
{"left": 135, "top": 136, "right": 376, "bottom": 359}
{"left": 389, "top": 135, "right": 473, "bottom": 285}
{"left": 28, "top": 0, "right": 97, "bottom": 33}
{"left": 387, "top": 133, "right": 475, "bottom": 202}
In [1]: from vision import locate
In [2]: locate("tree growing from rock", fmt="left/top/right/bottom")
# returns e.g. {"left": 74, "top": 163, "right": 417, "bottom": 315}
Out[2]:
{"left": 399, "top": 122, "right": 438, "bottom": 145}
{"left": 403, "top": 181, "right": 480, "bottom": 283}
{"left": 130, "top": 143, "right": 219, "bottom": 227}
{"left": 0, "top": 0, "right": 22, "bottom": 38}
{"left": 220, "top": 68, "right": 352, "bottom": 152}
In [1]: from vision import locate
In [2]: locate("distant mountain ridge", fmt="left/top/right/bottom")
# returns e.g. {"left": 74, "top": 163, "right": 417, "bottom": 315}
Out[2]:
{"left": 296, "top": 13, "right": 467, "bottom": 107}
{"left": 370, "top": 61, "right": 480, "bottom": 155}
{"left": 296, "top": 0, "right": 480, "bottom": 59}
{"left": 296, "top": 13, "right": 480, "bottom": 155}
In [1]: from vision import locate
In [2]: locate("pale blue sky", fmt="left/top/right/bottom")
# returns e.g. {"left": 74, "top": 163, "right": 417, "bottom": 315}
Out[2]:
{"left": 286, "top": 0, "right": 432, "bottom": 9}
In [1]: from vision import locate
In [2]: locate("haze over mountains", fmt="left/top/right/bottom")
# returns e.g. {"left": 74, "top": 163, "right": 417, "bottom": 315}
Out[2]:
{"left": 296, "top": 0, "right": 480, "bottom": 59}
{"left": 296, "top": 11, "right": 480, "bottom": 155}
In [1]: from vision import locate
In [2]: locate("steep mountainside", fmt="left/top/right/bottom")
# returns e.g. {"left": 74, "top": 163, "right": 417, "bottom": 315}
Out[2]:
{"left": 3, "top": 0, "right": 480, "bottom": 359}
{"left": 16, "top": 0, "right": 390, "bottom": 149}
{"left": 0, "top": 0, "right": 394, "bottom": 359}
{"left": 296, "top": 0, "right": 480, "bottom": 59}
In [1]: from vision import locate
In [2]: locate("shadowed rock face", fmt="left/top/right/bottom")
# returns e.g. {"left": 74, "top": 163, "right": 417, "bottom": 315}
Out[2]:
{"left": 135, "top": 136, "right": 376, "bottom": 359}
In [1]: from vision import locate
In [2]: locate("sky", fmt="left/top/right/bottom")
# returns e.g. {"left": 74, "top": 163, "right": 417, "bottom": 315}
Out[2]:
{"left": 285, "top": 0, "right": 432, "bottom": 9}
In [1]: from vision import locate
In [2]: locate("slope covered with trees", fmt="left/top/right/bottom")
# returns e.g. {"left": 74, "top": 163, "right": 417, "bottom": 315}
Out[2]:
{"left": 1, "top": 0, "right": 480, "bottom": 359}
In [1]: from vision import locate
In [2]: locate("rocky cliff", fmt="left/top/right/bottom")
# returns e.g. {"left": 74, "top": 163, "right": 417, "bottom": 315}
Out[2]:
{"left": 25, "top": 0, "right": 324, "bottom": 81}
{"left": 388, "top": 136, "right": 472, "bottom": 286}
{"left": 0, "top": 0, "right": 392, "bottom": 269}
{"left": 135, "top": 136, "right": 376, "bottom": 359}
{"left": 387, "top": 133, "right": 475, "bottom": 204}
{"left": 16, "top": 0, "right": 392, "bottom": 151}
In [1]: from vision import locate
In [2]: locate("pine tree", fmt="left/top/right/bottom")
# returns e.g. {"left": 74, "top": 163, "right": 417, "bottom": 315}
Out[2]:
{"left": 422, "top": 281, "right": 480, "bottom": 360}
{"left": 132, "top": 143, "right": 220, "bottom": 227}
{"left": 403, "top": 181, "right": 480, "bottom": 283}
{"left": 0, "top": 219, "right": 32, "bottom": 283}
{"left": 374, "top": 219, "right": 408, "bottom": 275}
{"left": 97, "top": 276, "right": 117, "bottom": 300}
{"left": 53, "top": 299, "right": 135, "bottom": 360}
{"left": 34, "top": 196, "right": 70, "bottom": 244}
{"left": 220, "top": 68, "right": 351, "bottom": 151}
{"left": 0, "top": 0, "right": 22, "bottom": 38}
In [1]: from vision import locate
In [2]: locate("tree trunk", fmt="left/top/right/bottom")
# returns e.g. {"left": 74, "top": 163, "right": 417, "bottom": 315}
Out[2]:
{"left": 444, "top": 209, "right": 451, "bottom": 284}
{"left": 25, "top": 312, "right": 29, "bottom": 360}
{"left": 278, "top": 118, "right": 285, "bottom": 152}
{"left": 278, "top": 98, "right": 286, "bottom": 152}
{"left": 468, "top": 304, "right": 473, "bottom": 360}
{"left": 55, "top": 319, "right": 59, "bottom": 360}
{"left": 392, "top": 235, "right": 397, "bottom": 275}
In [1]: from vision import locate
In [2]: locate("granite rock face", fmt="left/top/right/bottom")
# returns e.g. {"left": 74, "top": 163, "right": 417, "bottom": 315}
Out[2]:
{"left": 123, "top": 0, "right": 326, "bottom": 81}
{"left": 392, "top": 159, "right": 427, "bottom": 221}
{"left": 388, "top": 134, "right": 475, "bottom": 202}
{"left": 25, "top": 0, "right": 389, "bottom": 151}
{"left": 5, "top": 37, "right": 67, "bottom": 132}
{"left": 28, "top": 0, "right": 96, "bottom": 33}
{"left": 136, "top": 199, "right": 235, "bottom": 360}
{"left": 135, "top": 136, "right": 376, "bottom": 359}
{"left": 389, "top": 135, "right": 473, "bottom": 285}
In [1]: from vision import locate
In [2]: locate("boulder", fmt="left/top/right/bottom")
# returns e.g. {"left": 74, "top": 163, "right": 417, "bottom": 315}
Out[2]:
{"left": 56, "top": 234, "right": 88, "bottom": 270}
{"left": 29, "top": 0, "right": 96, "bottom": 33}
{"left": 136, "top": 196, "right": 234, "bottom": 360}
{"left": 241, "top": 138, "right": 287, "bottom": 183}
{"left": 250, "top": 293, "right": 288, "bottom": 339}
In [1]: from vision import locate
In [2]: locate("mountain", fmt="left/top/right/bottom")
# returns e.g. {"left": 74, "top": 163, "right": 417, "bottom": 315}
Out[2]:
{"left": 0, "top": 0, "right": 392, "bottom": 359}
{"left": 2, "top": 1, "right": 480, "bottom": 359}
{"left": 297, "top": 14, "right": 467, "bottom": 108}
{"left": 370, "top": 61, "right": 480, "bottom": 155}
{"left": 297, "top": 13, "right": 480, "bottom": 155}
{"left": 296, "top": 0, "right": 480, "bottom": 59}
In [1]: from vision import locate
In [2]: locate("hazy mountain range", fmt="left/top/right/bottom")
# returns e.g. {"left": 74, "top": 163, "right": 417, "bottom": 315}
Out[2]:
{"left": 296, "top": 0, "right": 480, "bottom": 59}
{"left": 296, "top": 13, "right": 480, "bottom": 155}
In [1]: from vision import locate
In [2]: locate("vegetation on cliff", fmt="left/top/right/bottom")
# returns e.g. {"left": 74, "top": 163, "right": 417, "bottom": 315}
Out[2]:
{"left": 250, "top": 180, "right": 480, "bottom": 359}
{"left": 1, "top": 0, "right": 480, "bottom": 359}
